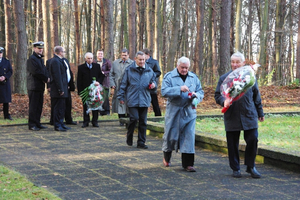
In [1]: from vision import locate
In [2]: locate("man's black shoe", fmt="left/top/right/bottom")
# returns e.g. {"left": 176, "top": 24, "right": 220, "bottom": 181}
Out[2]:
{"left": 4, "top": 115, "right": 13, "bottom": 120}
{"left": 66, "top": 121, "right": 77, "bottom": 125}
{"left": 62, "top": 125, "right": 71, "bottom": 130}
{"left": 92, "top": 123, "right": 99, "bottom": 127}
{"left": 55, "top": 127, "right": 67, "bottom": 131}
{"left": 137, "top": 144, "right": 148, "bottom": 149}
{"left": 29, "top": 126, "right": 40, "bottom": 131}
{"left": 38, "top": 125, "right": 48, "bottom": 129}
{"left": 232, "top": 170, "right": 242, "bottom": 178}
{"left": 126, "top": 139, "right": 133, "bottom": 146}
{"left": 246, "top": 167, "right": 261, "bottom": 178}
{"left": 81, "top": 123, "right": 89, "bottom": 128}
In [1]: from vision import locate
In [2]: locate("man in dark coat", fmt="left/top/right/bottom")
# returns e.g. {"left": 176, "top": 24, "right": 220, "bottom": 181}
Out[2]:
{"left": 215, "top": 51, "right": 264, "bottom": 178}
{"left": 47, "top": 54, "right": 76, "bottom": 126}
{"left": 142, "top": 48, "right": 162, "bottom": 116}
{"left": 94, "top": 49, "right": 111, "bottom": 116}
{"left": 48, "top": 46, "right": 69, "bottom": 131}
{"left": 26, "top": 41, "right": 49, "bottom": 131}
{"left": 0, "top": 47, "right": 13, "bottom": 120}
{"left": 117, "top": 51, "right": 156, "bottom": 149}
{"left": 77, "top": 52, "right": 105, "bottom": 128}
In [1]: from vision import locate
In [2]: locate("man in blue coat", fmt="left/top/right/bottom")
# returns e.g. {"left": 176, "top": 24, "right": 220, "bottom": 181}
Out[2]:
{"left": 161, "top": 56, "right": 204, "bottom": 172}
{"left": 215, "top": 51, "right": 264, "bottom": 178}
{"left": 117, "top": 51, "right": 156, "bottom": 149}
{"left": 0, "top": 47, "right": 13, "bottom": 120}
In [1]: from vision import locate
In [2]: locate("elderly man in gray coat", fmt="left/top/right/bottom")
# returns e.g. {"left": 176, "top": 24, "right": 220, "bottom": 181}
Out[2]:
{"left": 161, "top": 56, "right": 204, "bottom": 172}
{"left": 109, "top": 49, "right": 133, "bottom": 125}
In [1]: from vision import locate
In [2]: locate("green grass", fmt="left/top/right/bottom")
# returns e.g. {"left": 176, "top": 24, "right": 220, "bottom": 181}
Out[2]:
{"left": 0, "top": 165, "right": 61, "bottom": 200}
{"left": 196, "top": 114, "right": 300, "bottom": 152}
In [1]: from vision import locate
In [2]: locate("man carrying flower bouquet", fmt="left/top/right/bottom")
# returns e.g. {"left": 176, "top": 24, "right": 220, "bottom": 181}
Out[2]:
{"left": 77, "top": 52, "right": 104, "bottom": 128}
{"left": 214, "top": 51, "right": 264, "bottom": 178}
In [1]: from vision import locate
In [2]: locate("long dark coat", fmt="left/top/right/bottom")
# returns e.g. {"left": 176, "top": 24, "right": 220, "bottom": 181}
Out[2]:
{"left": 77, "top": 62, "right": 104, "bottom": 95}
{"left": 214, "top": 70, "right": 264, "bottom": 131}
{"left": 145, "top": 56, "right": 161, "bottom": 94}
{"left": 26, "top": 52, "right": 48, "bottom": 92}
{"left": 49, "top": 55, "right": 68, "bottom": 98}
{"left": 0, "top": 58, "right": 13, "bottom": 103}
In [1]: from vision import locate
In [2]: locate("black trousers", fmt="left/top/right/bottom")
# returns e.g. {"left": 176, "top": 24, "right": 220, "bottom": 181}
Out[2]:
{"left": 163, "top": 151, "right": 195, "bottom": 168}
{"left": 2, "top": 103, "right": 10, "bottom": 118}
{"left": 151, "top": 93, "right": 161, "bottom": 116}
{"left": 52, "top": 98, "right": 66, "bottom": 128}
{"left": 28, "top": 90, "right": 44, "bottom": 128}
{"left": 100, "top": 87, "right": 110, "bottom": 115}
{"left": 83, "top": 103, "right": 98, "bottom": 124}
{"left": 127, "top": 107, "right": 148, "bottom": 145}
{"left": 50, "top": 90, "right": 73, "bottom": 124}
{"left": 226, "top": 128, "right": 258, "bottom": 171}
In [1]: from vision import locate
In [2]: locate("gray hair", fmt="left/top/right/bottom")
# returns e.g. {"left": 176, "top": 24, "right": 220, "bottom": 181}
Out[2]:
{"left": 231, "top": 51, "right": 245, "bottom": 62}
{"left": 135, "top": 51, "right": 145, "bottom": 58}
{"left": 84, "top": 52, "right": 93, "bottom": 59}
{"left": 54, "top": 46, "right": 63, "bottom": 54}
{"left": 177, "top": 56, "right": 190, "bottom": 67}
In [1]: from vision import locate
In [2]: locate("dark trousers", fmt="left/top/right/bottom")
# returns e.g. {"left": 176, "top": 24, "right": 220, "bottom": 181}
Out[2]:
{"left": 83, "top": 103, "right": 98, "bottom": 124}
{"left": 151, "top": 93, "right": 161, "bottom": 116}
{"left": 226, "top": 129, "right": 258, "bottom": 171}
{"left": 28, "top": 90, "right": 44, "bottom": 128}
{"left": 100, "top": 88, "right": 110, "bottom": 115}
{"left": 52, "top": 98, "right": 66, "bottom": 128}
{"left": 163, "top": 152, "right": 195, "bottom": 168}
{"left": 50, "top": 90, "right": 73, "bottom": 124}
{"left": 127, "top": 107, "right": 148, "bottom": 145}
{"left": 3, "top": 103, "right": 9, "bottom": 118}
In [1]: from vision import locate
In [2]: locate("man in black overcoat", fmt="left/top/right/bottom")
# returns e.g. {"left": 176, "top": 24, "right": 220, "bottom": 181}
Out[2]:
{"left": 0, "top": 47, "right": 13, "bottom": 120}
{"left": 142, "top": 48, "right": 162, "bottom": 116}
{"left": 77, "top": 52, "right": 104, "bottom": 128}
{"left": 48, "top": 46, "right": 69, "bottom": 131}
{"left": 26, "top": 41, "right": 49, "bottom": 131}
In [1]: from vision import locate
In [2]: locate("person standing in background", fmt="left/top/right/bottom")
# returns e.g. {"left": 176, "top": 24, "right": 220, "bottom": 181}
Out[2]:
{"left": 26, "top": 41, "right": 49, "bottom": 131}
{"left": 142, "top": 48, "right": 162, "bottom": 116}
{"left": 94, "top": 49, "right": 111, "bottom": 116}
{"left": 0, "top": 47, "right": 13, "bottom": 120}
{"left": 109, "top": 49, "right": 133, "bottom": 125}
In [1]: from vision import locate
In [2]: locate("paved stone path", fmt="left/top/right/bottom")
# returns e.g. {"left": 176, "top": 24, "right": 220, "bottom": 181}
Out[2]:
{"left": 0, "top": 121, "right": 299, "bottom": 200}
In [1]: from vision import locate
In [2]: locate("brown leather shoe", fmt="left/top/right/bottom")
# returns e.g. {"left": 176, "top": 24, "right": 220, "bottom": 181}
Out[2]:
{"left": 163, "top": 158, "right": 170, "bottom": 167}
{"left": 184, "top": 166, "right": 196, "bottom": 172}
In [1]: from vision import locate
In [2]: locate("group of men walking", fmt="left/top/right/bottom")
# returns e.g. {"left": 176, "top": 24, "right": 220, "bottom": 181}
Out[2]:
{"left": 0, "top": 42, "right": 264, "bottom": 177}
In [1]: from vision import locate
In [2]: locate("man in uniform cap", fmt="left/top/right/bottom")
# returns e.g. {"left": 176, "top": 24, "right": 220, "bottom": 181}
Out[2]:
{"left": 0, "top": 47, "right": 13, "bottom": 120}
{"left": 26, "top": 41, "right": 49, "bottom": 131}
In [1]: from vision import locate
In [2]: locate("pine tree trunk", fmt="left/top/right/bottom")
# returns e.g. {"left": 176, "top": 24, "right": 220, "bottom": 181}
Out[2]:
{"left": 42, "top": 0, "right": 51, "bottom": 61}
{"left": 137, "top": 0, "right": 145, "bottom": 51}
{"left": 235, "top": 0, "right": 242, "bottom": 51}
{"left": 194, "top": 0, "right": 204, "bottom": 77}
{"left": 146, "top": 0, "right": 153, "bottom": 50}
{"left": 219, "top": 0, "right": 232, "bottom": 76}
{"left": 50, "top": 0, "right": 59, "bottom": 46}
{"left": 128, "top": 0, "right": 136, "bottom": 58}
{"left": 259, "top": 0, "right": 269, "bottom": 80}
{"left": 153, "top": 0, "right": 160, "bottom": 61}
{"left": 35, "top": 0, "right": 43, "bottom": 41}
{"left": 166, "top": 0, "right": 180, "bottom": 71}
{"left": 0, "top": 0, "right": 5, "bottom": 46}
{"left": 74, "top": 0, "right": 81, "bottom": 66}
{"left": 4, "top": 0, "right": 14, "bottom": 61}
{"left": 13, "top": 0, "right": 28, "bottom": 94}
{"left": 104, "top": 0, "right": 114, "bottom": 61}
{"left": 161, "top": 0, "right": 167, "bottom": 73}
{"left": 296, "top": 2, "right": 300, "bottom": 80}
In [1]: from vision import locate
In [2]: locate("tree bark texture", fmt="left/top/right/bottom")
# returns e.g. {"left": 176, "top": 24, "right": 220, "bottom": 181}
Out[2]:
{"left": 50, "top": 0, "right": 59, "bottom": 47}
{"left": 146, "top": 0, "right": 153, "bottom": 51}
{"left": 128, "top": 0, "right": 136, "bottom": 58}
{"left": 296, "top": 2, "right": 300, "bottom": 80}
{"left": 194, "top": 0, "right": 204, "bottom": 77}
{"left": 13, "top": 0, "right": 28, "bottom": 94}
{"left": 103, "top": 0, "right": 114, "bottom": 61}
{"left": 234, "top": 0, "right": 242, "bottom": 52}
{"left": 4, "top": 0, "right": 14, "bottom": 61}
{"left": 42, "top": 0, "right": 52, "bottom": 61}
{"left": 219, "top": 0, "right": 232, "bottom": 76}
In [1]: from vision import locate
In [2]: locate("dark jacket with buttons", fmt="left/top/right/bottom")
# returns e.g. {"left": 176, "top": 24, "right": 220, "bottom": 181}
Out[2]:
{"left": 26, "top": 52, "right": 48, "bottom": 92}
{"left": 77, "top": 62, "right": 105, "bottom": 95}
{"left": 0, "top": 57, "right": 12, "bottom": 103}
{"left": 49, "top": 55, "right": 68, "bottom": 98}
{"left": 146, "top": 56, "right": 161, "bottom": 94}
{"left": 214, "top": 70, "right": 264, "bottom": 131}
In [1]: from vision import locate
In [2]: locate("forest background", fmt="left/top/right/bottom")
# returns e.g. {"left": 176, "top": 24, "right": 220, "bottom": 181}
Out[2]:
{"left": 1, "top": 0, "right": 300, "bottom": 95}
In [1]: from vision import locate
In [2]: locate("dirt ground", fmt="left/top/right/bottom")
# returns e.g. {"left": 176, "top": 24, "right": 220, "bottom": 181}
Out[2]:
{"left": 4, "top": 85, "right": 300, "bottom": 119}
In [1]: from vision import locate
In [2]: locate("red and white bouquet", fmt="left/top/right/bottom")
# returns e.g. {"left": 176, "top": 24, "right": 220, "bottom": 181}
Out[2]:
{"left": 221, "top": 64, "right": 260, "bottom": 113}
{"left": 80, "top": 78, "right": 105, "bottom": 114}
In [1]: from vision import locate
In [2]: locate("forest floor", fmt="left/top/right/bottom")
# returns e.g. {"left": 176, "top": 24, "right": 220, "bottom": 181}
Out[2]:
{"left": 5, "top": 85, "right": 300, "bottom": 120}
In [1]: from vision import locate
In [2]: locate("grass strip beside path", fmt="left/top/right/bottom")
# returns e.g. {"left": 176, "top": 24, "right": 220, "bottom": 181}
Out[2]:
{"left": 196, "top": 114, "right": 300, "bottom": 152}
{"left": 0, "top": 165, "right": 61, "bottom": 200}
